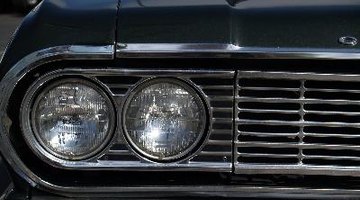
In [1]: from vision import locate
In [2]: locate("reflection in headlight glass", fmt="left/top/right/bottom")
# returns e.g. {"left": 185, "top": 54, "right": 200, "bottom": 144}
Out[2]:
{"left": 33, "top": 82, "right": 112, "bottom": 160}
{"left": 125, "top": 81, "right": 206, "bottom": 160}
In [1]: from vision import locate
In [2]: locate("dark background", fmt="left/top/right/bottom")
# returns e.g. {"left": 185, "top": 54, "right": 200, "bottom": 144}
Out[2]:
{"left": 0, "top": 156, "right": 11, "bottom": 196}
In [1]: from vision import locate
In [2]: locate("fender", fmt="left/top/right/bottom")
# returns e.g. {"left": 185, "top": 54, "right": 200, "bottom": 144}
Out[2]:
{"left": 0, "top": 0, "right": 119, "bottom": 78}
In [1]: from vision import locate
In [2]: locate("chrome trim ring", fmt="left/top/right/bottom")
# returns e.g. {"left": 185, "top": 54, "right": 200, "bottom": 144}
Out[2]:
{"left": 21, "top": 77, "right": 116, "bottom": 162}
{"left": 122, "top": 78, "right": 209, "bottom": 162}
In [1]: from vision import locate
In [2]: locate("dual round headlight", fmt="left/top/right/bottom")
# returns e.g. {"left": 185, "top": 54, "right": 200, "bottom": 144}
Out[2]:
{"left": 124, "top": 79, "right": 207, "bottom": 161}
{"left": 21, "top": 76, "right": 208, "bottom": 162}
{"left": 22, "top": 79, "right": 116, "bottom": 160}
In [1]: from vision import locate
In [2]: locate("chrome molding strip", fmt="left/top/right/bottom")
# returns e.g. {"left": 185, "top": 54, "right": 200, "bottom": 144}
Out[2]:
{"left": 69, "top": 161, "right": 232, "bottom": 171}
{"left": 36, "top": 185, "right": 360, "bottom": 199}
{"left": 235, "top": 164, "right": 360, "bottom": 177}
{"left": 116, "top": 43, "right": 360, "bottom": 59}
{"left": 0, "top": 45, "right": 114, "bottom": 187}
{"left": 238, "top": 71, "right": 360, "bottom": 81}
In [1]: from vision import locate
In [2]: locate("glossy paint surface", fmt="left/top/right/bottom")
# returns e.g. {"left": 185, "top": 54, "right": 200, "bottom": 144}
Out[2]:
{"left": 1, "top": 1, "right": 360, "bottom": 197}
{"left": 2, "top": 0, "right": 360, "bottom": 72}
{"left": 117, "top": 0, "right": 360, "bottom": 49}
{"left": 0, "top": 0, "right": 118, "bottom": 75}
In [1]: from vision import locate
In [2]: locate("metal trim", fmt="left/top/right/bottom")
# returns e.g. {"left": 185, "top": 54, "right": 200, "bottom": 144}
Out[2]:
{"left": 0, "top": 45, "right": 234, "bottom": 194}
{"left": 89, "top": 69, "right": 233, "bottom": 170}
{"left": 235, "top": 70, "right": 360, "bottom": 176}
{"left": 6, "top": 68, "right": 233, "bottom": 171}
{"left": 29, "top": 185, "right": 360, "bottom": 199}
{"left": 0, "top": 45, "right": 114, "bottom": 187}
{"left": 7, "top": 44, "right": 360, "bottom": 196}
{"left": 116, "top": 43, "right": 360, "bottom": 60}
{"left": 235, "top": 164, "right": 360, "bottom": 177}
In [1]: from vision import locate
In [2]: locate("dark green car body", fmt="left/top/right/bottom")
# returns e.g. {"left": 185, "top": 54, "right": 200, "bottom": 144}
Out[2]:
{"left": 3, "top": 0, "right": 360, "bottom": 199}
{"left": 3, "top": 0, "right": 360, "bottom": 69}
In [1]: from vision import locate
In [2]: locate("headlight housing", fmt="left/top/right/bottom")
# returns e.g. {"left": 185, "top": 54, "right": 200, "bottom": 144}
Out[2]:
{"left": 21, "top": 78, "right": 115, "bottom": 161}
{"left": 123, "top": 78, "right": 208, "bottom": 162}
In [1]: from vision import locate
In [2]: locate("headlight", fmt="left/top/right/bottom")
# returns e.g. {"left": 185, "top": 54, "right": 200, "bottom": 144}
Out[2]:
{"left": 21, "top": 78, "right": 115, "bottom": 161}
{"left": 123, "top": 78, "right": 207, "bottom": 162}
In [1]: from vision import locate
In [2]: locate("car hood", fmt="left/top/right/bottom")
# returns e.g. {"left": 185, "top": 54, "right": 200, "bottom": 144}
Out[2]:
{"left": 117, "top": 0, "right": 360, "bottom": 49}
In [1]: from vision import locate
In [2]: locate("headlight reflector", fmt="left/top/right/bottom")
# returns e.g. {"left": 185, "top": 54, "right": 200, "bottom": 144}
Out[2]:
{"left": 23, "top": 79, "right": 115, "bottom": 160}
{"left": 124, "top": 79, "right": 207, "bottom": 161}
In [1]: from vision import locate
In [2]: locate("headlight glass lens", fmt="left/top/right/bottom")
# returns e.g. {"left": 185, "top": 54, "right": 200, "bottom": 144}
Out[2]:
{"left": 124, "top": 79, "right": 207, "bottom": 161}
{"left": 31, "top": 80, "right": 114, "bottom": 160}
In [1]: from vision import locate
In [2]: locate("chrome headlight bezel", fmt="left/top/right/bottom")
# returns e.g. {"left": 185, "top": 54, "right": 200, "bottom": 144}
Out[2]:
{"left": 122, "top": 78, "right": 210, "bottom": 163}
{"left": 20, "top": 76, "right": 116, "bottom": 162}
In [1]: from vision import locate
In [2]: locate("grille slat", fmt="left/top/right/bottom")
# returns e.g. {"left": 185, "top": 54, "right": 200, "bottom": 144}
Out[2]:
{"left": 237, "top": 142, "right": 360, "bottom": 151}
{"left": 238, "top": 131, "right": 298, "bottom": 137}
{"left": 236, "top": 71, "right": 360, "bottom": 175}
{"left": 213, "top": 118, "right": 233, "bottom": 123}
{"left": 238, "top": 108, "right": 299, "bottom": 114}
{"left": 237, "top": 119, "right": 360, "bottom": 128}
{"left": 207, "top": 140, "right": 232, "bottom": 145}
{"left": 200, "top": 85, "right": 233, "bottom": 89}
{"left": 239, "top": 153, "right": 299, "bottom": 159}
{"left": 241, "top": 86, "right": 300, "bottom": 92}
{"left": 306, "top": 88, "right": 360, "bottom": 93}
{"left": 305, "top": 110, "right": 360, "bottom": 116}
{"left": 238, "top": 97, "right": 360, "bottom": 105}
{"left": 305, "top": 133, "right": 360, "bottom": 139}
{"left": 209, "top": 96, "right": 233, "bottom": 101}
{"left": 211, "top": 129, "right": 233, "bottom": 135}
{"left": 305, "top": 155, "right": 360, "bottom": 161}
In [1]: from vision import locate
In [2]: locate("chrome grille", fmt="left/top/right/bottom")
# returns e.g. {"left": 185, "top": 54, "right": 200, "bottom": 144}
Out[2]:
{"left": 235, "top": 71, "right": 360, "bottom": 176}
{"left": 92, "top": 69, "right": 234, "bottom": 171}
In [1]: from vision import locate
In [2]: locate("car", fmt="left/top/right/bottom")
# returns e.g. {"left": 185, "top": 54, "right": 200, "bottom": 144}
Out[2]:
{"left": 2, "top": 0, "right": 360, "bottom": 199}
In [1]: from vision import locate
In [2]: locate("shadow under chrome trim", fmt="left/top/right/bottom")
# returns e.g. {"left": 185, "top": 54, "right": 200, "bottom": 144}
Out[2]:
{"left": 116, "top": 43, "right": 360, "bottom": 60}
{"left": 21, "top": 185, "right": 360, "bottom": 199}
{"left": 0, "top": 45, "right": 114, "bottom": 189}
